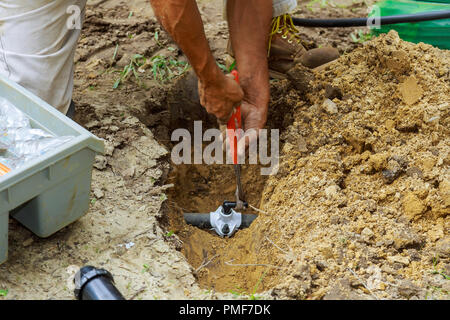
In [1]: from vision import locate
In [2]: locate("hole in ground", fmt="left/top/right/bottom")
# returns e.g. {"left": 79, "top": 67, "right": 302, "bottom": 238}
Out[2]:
{"left": 121, "top": 72, "right": 297, "bottom": 294}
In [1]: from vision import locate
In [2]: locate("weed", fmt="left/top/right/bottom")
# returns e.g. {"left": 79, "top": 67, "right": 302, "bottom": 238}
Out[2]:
{"left": 431, "top": 256, "right": 450, "bottom": 280}
{"left": 229, "top": 287, "right": 246, "bottom": 298}
{"left": 128, "top": 11, "right": 133, "bottom": 19}
{"left": 149, "top": 55, "right": 189, "bottom": 83}
{"left": 229, "top": 271, "right": 267, "bottom": 300}
{"left": 160, "top": 193, "right": 168, "bottom": 201}
{"left": 307, "top": 0, "right": 330, "bottom": 11}
{"left": 113, "top": 54, "right": 147, "bottom": 89}
{"left": 249, "top": 271, "right": 267, "bottom": 300}
{"left": 154, "top": 31, "right": 162, "bottom": 47}
{"left": 165, "top": 230, "right": 174, "bottom": 237}
{"left": 351, "top": 29, "right": 375, "bottom": 43}
{"left": 111, "top": 44, "right": 119, "bottom": 65}
{"left": 0, "top": 289, "right": 8, "bottom": 297}
{"left": 142, "top": 264, "right": 150, "bottom": 274}
{"left": 217, "top": 61, "right": 236, "bottom": 73}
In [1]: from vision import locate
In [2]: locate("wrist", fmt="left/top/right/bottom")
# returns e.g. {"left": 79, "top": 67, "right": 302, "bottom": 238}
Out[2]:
{"left": 196, "top": 55, "right": 222, "bottom": 85}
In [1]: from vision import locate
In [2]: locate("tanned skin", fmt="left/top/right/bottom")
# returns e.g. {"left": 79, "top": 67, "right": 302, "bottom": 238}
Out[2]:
{"left": 149, "top": 0, "right": 272, "bottom": 139}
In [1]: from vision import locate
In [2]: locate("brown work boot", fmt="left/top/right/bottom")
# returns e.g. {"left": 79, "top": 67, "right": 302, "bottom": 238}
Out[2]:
{"left": 226, "top": 14, "right": 340, "bottom": 79}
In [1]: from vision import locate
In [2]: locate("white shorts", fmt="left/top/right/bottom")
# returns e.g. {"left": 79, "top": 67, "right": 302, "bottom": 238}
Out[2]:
{"left": 223, "top": 0, "right": 298, "bottom": 19}
{"left": 0, "top": 0, "right": 86, "bottom": 115}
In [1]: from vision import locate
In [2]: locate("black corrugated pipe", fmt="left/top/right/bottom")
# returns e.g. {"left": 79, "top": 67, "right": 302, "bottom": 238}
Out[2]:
{"left": 74, "top": 266, "right": 125, "bottom": 300}
{"left": 292, "top": 10, "right": 450, "bottom": 27}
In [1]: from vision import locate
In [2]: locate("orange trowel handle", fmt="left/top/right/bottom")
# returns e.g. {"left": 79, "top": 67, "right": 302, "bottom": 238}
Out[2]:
{"left": 227, "top": 70, "right": 242, "bottom": 165}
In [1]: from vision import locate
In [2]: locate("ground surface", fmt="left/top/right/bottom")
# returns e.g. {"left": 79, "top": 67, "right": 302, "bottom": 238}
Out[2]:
{"left": 0, "top": 0, "right": 448, "bottom": 300}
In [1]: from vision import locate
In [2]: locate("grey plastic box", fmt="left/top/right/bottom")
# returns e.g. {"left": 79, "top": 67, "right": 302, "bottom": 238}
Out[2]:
{"left": 0, "top": 75, "right": 104, "bottom": 265}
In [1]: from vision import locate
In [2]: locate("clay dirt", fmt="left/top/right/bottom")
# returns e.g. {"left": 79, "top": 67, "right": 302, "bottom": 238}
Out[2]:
{"left": 0, "top": 0, "right": 448, "bottom": 300}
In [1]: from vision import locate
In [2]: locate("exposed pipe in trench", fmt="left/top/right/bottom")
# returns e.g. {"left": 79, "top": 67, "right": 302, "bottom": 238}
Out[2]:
{"left": 184, "top": 212, "right": 258, "bottom": 229}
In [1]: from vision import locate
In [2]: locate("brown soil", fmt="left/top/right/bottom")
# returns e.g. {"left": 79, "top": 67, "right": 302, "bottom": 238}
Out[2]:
{"left": 0, "top": 0, "right": 448, "bottom": 300}
{"left": 167, "top": 31, "right": 450, "bottom": 299}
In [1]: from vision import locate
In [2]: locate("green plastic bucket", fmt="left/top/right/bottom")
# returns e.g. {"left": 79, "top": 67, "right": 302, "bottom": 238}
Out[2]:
{"left": 370, "top": 0, "right": 450, "bottom": 49}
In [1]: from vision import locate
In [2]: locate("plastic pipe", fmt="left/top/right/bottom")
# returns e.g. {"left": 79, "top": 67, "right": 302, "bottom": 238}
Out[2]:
{"left": 184, "top": 213, "right": 257, "bottom": 229}
{"left": 292, "top": 10, "right": 450, "bottom": 28}
{"left": 74, "top": 266, "right": 125, "bottom": 300}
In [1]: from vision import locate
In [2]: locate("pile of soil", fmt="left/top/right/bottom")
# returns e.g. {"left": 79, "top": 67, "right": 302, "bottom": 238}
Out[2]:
{"left": 177, "top": 30, "right": 448, "bottom": 300}
{"left": 1, "top": 0, "right": 447, "bottom": 300}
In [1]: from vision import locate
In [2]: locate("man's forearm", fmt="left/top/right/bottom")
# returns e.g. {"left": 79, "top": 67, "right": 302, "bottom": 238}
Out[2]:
{"left": 227, "top": 0, "right": 272, "bottom": 108}
{"left": 149, "top": 0, "right": 221, "bottom": 84}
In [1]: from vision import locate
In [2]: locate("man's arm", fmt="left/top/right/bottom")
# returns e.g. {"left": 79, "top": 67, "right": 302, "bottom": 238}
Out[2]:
{"left": 226, "top": 0, "right": 272, "bottom": 152}
{"left": 149, "top": 0, "right": 243, "bottom": 121}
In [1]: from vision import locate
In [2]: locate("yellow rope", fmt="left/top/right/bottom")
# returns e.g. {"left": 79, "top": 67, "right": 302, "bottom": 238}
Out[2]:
{"left": 268, "top": 14, "right": 303, "bottom": 56}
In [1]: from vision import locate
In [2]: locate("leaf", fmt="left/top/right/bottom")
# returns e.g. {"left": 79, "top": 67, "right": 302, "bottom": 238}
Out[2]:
{"left": 113, "top": 78, "right": 121, "bottom": 89}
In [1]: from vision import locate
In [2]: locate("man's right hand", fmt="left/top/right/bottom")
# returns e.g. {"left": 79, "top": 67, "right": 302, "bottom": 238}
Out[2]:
{"left": 198, "top": 72, "right": 244, "bottom": 123}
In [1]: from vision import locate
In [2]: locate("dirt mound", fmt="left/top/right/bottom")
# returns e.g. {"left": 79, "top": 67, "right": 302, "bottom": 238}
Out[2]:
{"left": 250, "top": 30, "right": 449, "bottom": 299}
{"left": 170, "top": 31, "right": 449, "bottom": 300}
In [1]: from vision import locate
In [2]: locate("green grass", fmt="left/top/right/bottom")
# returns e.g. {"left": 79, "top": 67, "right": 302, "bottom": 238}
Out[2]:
{"left": 230, "top": 271, "right": 267, "bottom": 300}
{"left": 113, "top": 53, "right": 189, "bottom": 88}
{"left": 307, "top": 0, "right": 331, "bottom": 11}
{"left": 165, "top": 231, "right": 174, "bottom": 237}
{"left": 142, "top": 264, "right": 150, "bottom": 274}
{"left": 149, "top": 55, "right": 189, "bottom": 83}
{"left": 351, "top": 29, "right": 375, "bottom": 43}
{"left": 217, "top": 61, "right": 236, "bottom": 73}
{"left": 431, "top": 256, "right": 450, "bottom": 280}
{"left": 113, "top": 54, "right": 147, "bottom": 89}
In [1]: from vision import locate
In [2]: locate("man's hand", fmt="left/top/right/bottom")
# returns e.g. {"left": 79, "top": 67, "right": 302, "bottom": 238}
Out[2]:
{"left": 198, "top": 72, "right": 244, "bottom": 122}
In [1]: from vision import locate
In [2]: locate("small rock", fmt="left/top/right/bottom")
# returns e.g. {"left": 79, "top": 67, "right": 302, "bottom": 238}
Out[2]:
{"left": 85, "top": 120, "right": 100, "bottom": 129}
{"left": 388, "top": 255, "right": 410, "bottom": 266}
{"left": 407, "top": 249, "right": 421, "bottom": 262}
{"left": 94, "top": 155, "right": 107, "bottom": 170}
{"left": 381, "top": 264, "right": 397, "bottom": 275}
{"left": 322, "top": 99, "right": 338, "bottom": 114}
{"left": 434, "top": 238, "right": 450, "bottom": 259}
{"left": 297, "top": 136, "right": 308, "bottom": 152}
{"left": 23, "top": 238, "right": 34, "bottom": 247}
{"left": 406, "top": 167, "right": 423, "bottom": 179}
{"left": 93, "top": 188, "right": 104, "bottom": 199}
{"left": 325, "top": 184, "right": 340, "bottom": 198}
{"left": 393, "top": 229, "right": 424, "bottom": 250}
{"left": 382, "top": 157, "right": 406, "bottom": 184}
{"left": 439, "top": 179, "right": 450, "bottom": 207}
{"left": 361, "top": 227, "right": 374, "bottom": 240}
{"left": 397, "top": 279, "right": 421, "bottom": 299}
{"left": 402, "top": 192, "right": 426, "bottom": 221}
{"left": 398, "top": 76, "right": 423, "bottom": 106}
{"left": 324, "top": 84, "right": 343, "bottom": 100}
{"left": 123, "top": 167, "right": 135, "bottom": 179}
{"left": 104, "top": 142, "right": 115, "bottom": 156}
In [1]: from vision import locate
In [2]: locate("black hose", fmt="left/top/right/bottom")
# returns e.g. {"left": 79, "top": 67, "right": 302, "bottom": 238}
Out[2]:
{"left": 292, "top": 10, "right": 450, "bottom": 28}
{"left": 184, "top": 213, "right": 258, "bottom": 229}
{"left": 74, "top": 266, "right": 125, "bottom": 300}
